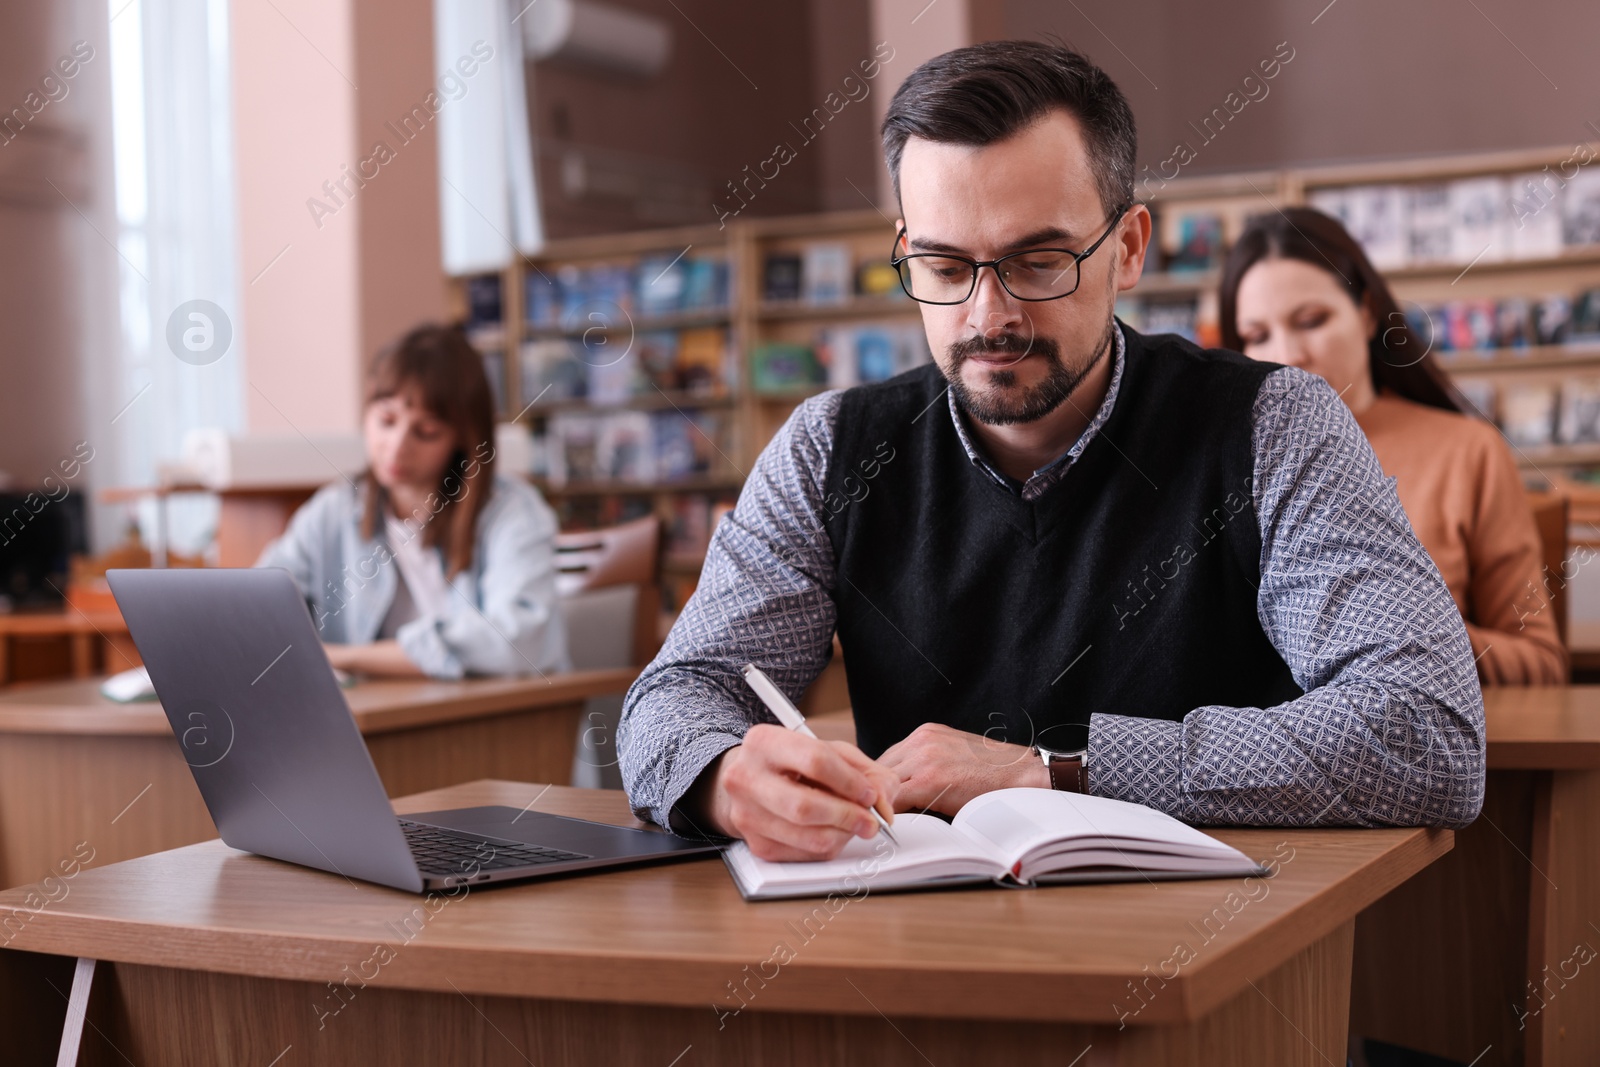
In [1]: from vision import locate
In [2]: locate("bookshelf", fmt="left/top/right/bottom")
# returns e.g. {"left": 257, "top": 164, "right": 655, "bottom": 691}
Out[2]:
{"left": 451, "top": 142, "right": 1600, "bottom": 610}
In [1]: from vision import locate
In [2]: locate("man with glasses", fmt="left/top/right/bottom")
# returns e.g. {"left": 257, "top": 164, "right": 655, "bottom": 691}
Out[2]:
{"left": 619, "top": 41, "right": 1484, "bottom": 861}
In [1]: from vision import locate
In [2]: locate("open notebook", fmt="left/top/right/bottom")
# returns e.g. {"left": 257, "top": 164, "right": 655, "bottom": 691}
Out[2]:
{"left": 723, "top": 788, "right": 1268, "bottom": 900}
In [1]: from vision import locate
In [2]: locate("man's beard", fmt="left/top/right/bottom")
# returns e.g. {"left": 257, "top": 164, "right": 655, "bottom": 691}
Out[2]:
{"left": 944, "top": 321, "right": 1113, "bottom": 427}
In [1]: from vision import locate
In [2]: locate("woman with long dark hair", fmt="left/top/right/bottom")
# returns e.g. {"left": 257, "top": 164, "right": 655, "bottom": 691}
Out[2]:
{"left": 1219, "top": 206, "right": 1564, "bottom": 685}
{"left": 257, "top": 323, "right": 568, "bottom": 678}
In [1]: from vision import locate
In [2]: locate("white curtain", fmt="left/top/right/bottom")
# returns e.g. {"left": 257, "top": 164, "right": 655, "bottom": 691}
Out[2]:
{"left": 104, "top": 0, "right": 243, "bottom": 557}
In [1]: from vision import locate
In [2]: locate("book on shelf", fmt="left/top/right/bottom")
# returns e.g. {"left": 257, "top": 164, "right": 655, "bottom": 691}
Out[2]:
{"left": 635, "top": 252, "right": 688, "bottom": 315}
{"left": 1572, "top": 287, "right": 1600, "bottom": 343}
{"left": 1562, "top": 169, "right": 1600, "bottom": 248}
{"left": 751, "top": 342, "right": 825, "bottom": 393}
{"left": 464, "top": 274, "right": 503, "bottom": 329}
{"left": 1308, "top": 167, "right": 1600, "bottom": 272}
{"left": 1347, "top": 184, "right": 1409, "bottom": 270}
{"left": 1496, "top": 298, "right": 1533, "bottom": 350}
{"left": 856, "top": 259, "right": 901, "bottom": 299}
{"left": 1165, "top": 212, "right": 1224, "bottom": 273}
{"left": 1559, "top": 379, "right": 1600, "bottom": 445}
{"left": 763, "top": 252, "right": 803, "bottom": 301}
{"left": 815, "top": 324, "right": 933, "bottom": 389}
{"left": 676, "top": 327, "right": 732, "bottom": 396}
{"left": 722, "top": 788, "right": 1268, "bottom": 901}
{"left": 1500, "top": 383, "right": 1559, "bottom": 447}
{"left": 1507, "top": 171, "right": 1566, "bottom": 260}
{"left": 521, "top": 328, "right": 731, "bottom": 409}
{"left": 595, "top": 411, "right": 655, "bottom": 482}
{"left": 1406, "top": 183, "right": 1454, "bottom": 265}
{"left": 519, "top": 339, "right": 587, "bottom": 404}
{"left": 1449, "top": 176, "right": 1509, "bottom": 265}
{"left": 543, "top": 410, "right": 727, "bottom": 486}
{"left": 1534, "top": 294, "right": 1572, "bottom": 346}
{"left": 1406, "top": 287, "right": 1600, "bottom": 357}
{"left": 802, "top": 242, "right": 852, "bottom": 305}
{"left": 585, "top": 343, "right": 648, "bottom": 406}
{"left": 524, "top": 254, "right": 729, "bottom": 329}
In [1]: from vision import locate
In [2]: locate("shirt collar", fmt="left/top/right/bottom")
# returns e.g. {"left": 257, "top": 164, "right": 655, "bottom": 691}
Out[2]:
{"left": 946, "top": 321, "right": 1127, "bottom": 500}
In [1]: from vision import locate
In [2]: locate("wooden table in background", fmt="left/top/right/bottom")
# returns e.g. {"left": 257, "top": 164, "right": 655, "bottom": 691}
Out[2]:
{"left": 0, "top": 669, "right": 635, "bottom": 890}
{"left": 1351, "top": 686, "right": 1600, "bottom": 1066}
{"left": 0, "top": 611, "right": 136, "bottom": 686}
{"left": 0, "top": 779, "right": 1450, "bottom": 1067}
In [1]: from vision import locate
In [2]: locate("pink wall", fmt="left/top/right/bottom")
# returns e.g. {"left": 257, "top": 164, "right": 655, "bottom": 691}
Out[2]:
{"left": 233, "top": 0, "right": 446, "bottom": 437}
{"left": 0, "top": 4, "right": 92, "bottom": 483}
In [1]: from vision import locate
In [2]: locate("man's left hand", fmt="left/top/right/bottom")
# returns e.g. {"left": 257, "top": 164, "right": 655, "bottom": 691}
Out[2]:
{"left": 878, "top": 723, "right": 1048, "bottom": 816}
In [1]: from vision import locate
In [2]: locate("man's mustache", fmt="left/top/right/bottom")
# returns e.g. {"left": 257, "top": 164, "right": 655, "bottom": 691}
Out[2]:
{"left": 949, "top": 333, "right": 1056, "bottom": 362}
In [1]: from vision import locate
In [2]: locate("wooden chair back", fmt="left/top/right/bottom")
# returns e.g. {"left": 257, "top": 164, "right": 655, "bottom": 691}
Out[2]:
{"left": 1529, "top": 492, "right": 1569, "bottom": 647}
{"left": 555, "top": 515, "right": 661, "bottom": 666}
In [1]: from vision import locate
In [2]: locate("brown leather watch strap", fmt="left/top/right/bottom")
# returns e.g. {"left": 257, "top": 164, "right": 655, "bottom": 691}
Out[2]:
{"left": 1046, "top": 753, "right": 1087, "bottom": 793}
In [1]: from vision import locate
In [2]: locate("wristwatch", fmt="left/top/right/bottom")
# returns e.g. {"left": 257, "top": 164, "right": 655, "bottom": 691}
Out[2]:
{"left": 1036, "top": 745, "right": 1088, "bottom": 793}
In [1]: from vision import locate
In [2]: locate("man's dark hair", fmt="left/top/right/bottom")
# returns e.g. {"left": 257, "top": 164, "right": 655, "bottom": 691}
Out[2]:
{"left": 881, "top": 40, "right": 1137, "bottom": 218}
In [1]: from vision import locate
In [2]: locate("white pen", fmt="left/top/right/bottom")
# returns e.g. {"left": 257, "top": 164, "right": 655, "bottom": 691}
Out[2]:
{"left": 742, "top": 663, "right": 898, "bottom": 845}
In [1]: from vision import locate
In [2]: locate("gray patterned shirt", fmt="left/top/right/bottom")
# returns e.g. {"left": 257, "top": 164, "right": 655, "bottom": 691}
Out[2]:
{"left": 619, "top": 323, "right": 1486, "bottom": 833}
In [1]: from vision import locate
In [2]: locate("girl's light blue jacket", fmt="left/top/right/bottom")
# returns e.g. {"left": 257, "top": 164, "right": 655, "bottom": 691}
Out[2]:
{"left": 256, "top": 474, "right": 570, "bottom": 679}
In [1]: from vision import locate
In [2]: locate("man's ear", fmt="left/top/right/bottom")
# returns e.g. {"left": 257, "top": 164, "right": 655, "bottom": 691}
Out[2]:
{"left": 1113, "top": 203, "right": 1154, "bottom": 293}
{"left": 894, "top": 218, "right": 906, "bottom": 253}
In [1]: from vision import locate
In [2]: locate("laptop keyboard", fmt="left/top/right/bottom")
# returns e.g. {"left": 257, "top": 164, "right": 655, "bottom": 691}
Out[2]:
{"left": 399, "top": 820, "right": 590, "bottom": 876}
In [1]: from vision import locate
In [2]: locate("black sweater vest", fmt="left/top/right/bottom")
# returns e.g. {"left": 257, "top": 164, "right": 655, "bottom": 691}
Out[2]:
{"left": 823, "top": 325, "right": 1302, "bottom": 759}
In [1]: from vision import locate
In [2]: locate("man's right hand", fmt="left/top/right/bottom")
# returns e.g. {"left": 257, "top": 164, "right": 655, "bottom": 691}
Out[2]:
{"left": 690, "top": 723, "right": 899, "bottom": 861}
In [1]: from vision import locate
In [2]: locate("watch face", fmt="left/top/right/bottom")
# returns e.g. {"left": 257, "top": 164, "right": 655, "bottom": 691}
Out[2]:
{"left": 1039, "top": 722, "right": 1089, "bottom": 754}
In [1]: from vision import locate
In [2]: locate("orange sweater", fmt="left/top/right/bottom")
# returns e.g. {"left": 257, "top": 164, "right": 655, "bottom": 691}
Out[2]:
{"left": 1353, "top": 394, "right": 1566, "bottom": 685}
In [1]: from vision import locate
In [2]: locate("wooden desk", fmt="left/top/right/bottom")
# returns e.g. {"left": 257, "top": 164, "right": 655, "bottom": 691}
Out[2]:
{"left": 0, "top": 611, "right": 136, "bottom": 685}
{"left": 0, "top": 670, "right": 635, "bottom": 890}
{"left": 0, "top": 779, "right": 1448, "bottom": 1067}
{"left": 1351, "top": 686, "right": 1600, "bottom": 1066}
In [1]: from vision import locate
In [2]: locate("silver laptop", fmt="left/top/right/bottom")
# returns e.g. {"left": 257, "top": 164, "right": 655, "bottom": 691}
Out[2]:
{"left": 107, "top": 567, "right": 721, "bottom": 893}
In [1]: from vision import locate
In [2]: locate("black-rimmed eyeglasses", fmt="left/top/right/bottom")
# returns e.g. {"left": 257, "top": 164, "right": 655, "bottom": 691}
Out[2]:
{"left": 889, "top": 206, "right": 1129, "bottom": 305}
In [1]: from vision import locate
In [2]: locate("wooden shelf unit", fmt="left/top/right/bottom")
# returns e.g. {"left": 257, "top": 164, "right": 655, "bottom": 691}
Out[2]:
{"left": 453, "top": 142, "right": 1600, "bottom": 507}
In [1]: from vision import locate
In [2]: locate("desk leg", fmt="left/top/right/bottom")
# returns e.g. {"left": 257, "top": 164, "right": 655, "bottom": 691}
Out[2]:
{"left": 56, "top": 958, "right": 99, "bottom": 1066}
{"left": 1525, "top": 768, "right": 1600, "bottom": 1065}
{"left": 62, "top": 922, "right": 1352, "bottom": 1067}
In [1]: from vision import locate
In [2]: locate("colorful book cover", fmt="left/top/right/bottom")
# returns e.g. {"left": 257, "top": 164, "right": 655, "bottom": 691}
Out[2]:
{"left": 1534, "top": 295, "right": 1572, "bottom": 345}
{"left": 855, "top": 329, "right": 896, "bottom": 383}
{"left": 803, "top": 243, "right": 852, "bottom": 305}
{"left": 751, "top": 342, "right": 823, "bottom": 393}
{"left": 636, "top": 254, "right": 687, "bottom": 316}
{"left": 677, "top": 327, "right": 729, "bottom": 396}
{"left": 636, "top": 330, "right": 681, "bottom": 391}
{"left": 1166, "top": 213, "right": 1224, "bottom": 273}
{"left": 1496, "top": 298, "right": 1532, "bottom": 350}
{"left": 595, "top": 412, "right": 655, "bottom": 482}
